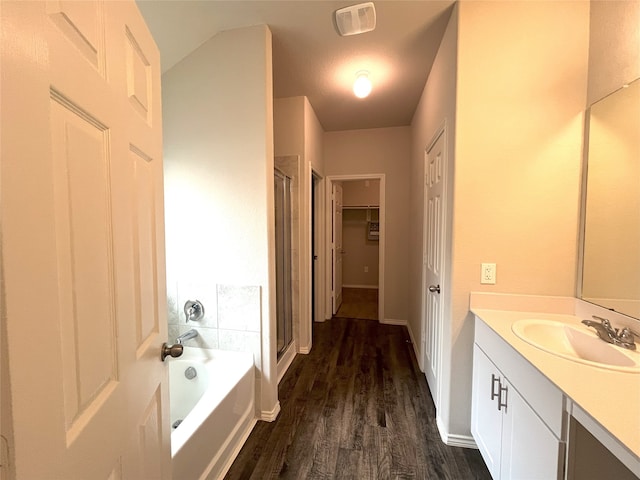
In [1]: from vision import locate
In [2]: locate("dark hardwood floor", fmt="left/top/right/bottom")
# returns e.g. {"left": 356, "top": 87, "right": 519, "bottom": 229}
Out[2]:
{"left": 225, "top": 317, "right": 491, "bottom": 479}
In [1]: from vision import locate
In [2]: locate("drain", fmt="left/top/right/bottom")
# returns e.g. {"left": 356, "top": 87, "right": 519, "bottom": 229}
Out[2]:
{"left": 172, "top": 419, "right": 183, "bottom": 429}
{"left": 184, "top": 366, "right": 197, "bottom": 380}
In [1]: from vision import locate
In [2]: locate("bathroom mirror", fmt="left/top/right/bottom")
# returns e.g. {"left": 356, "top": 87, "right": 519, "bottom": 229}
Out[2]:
{"left": 580, "top": 78, "right": 640, "bottom": 319}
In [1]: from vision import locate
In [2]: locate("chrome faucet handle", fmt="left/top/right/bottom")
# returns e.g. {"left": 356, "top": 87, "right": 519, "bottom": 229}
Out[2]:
{"left": 592, "top": 316, "right": 617, "bottom": 335}
{"left": 184, "top": 300, "right": 205, "bottom": 322}
{"left": 618, "top": 328, "right": 638, "bottom": 351}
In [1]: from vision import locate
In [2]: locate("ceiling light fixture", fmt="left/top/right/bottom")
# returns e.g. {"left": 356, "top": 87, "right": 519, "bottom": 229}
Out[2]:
{"left": 353, "top": 71, "right": 372, "bottom": 98}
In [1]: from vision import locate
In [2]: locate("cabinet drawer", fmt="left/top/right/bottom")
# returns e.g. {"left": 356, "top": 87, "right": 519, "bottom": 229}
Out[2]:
{"left": 475, "top": 317, "right": 565, "bottom": 438}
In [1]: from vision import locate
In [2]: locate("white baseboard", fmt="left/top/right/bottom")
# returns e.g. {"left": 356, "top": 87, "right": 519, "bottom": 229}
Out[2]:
{"left": 380, "top": 318, "right": 407, "bottom": 326}
{"left": 260, "top": 401, "right": 281, "bottom": 422}
{"left": 436, "top": 415, "right": 478, "bottom": 449}
{"left": 405, "top": 322, "right": 424, "bottom": 372}
{"left": 298, "top": 345, "right": 311, "bottom": 354}
{"left": 342, "top": 284, "right": 379, "bottom": 289}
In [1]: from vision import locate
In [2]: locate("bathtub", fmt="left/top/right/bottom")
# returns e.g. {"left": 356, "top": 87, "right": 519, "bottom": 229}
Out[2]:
{"left": 169, "top": 347, "right": 256, "bottom": 480}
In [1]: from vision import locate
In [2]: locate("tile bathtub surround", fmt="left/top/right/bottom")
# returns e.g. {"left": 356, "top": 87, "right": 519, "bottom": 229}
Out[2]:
{"left": 177, "top": 281, "right": 219, "bottom": 328}
{"left": 168, "top": 324, "right": 219, "bottom": 349}
{"left": 217, "top": 284, "right": 261, "bottom": 332}
{"left": 166, "top": 283, "right": 263, "bottom": 355}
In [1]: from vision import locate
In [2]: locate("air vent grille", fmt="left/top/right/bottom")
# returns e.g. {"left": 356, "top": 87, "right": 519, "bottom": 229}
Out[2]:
{"left": 335, "top": 2, "right": 376, "bottom": 36}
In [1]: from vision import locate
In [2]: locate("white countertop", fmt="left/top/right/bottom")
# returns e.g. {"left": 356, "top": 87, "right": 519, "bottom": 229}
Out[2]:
{"left": 469, "top": 294, "right": 640, "bottom": 473}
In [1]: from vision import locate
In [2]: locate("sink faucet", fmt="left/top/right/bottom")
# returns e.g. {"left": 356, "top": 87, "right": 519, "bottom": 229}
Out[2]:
{"left": 176, "top": 329, "right": 199, "bottom": 345}
{"left": 582, "top": 315, "right": 639, "bottom": 350}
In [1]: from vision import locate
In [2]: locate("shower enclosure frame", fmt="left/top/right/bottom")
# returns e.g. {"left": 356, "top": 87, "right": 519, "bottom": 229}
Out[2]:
{"left": 274, "top": 168, "right": 293, "bottom": 359}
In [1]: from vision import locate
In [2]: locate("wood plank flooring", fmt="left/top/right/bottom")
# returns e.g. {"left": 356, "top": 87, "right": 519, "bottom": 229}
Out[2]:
{"left": 225, "top": 317, "right": 491, "bottom": 479}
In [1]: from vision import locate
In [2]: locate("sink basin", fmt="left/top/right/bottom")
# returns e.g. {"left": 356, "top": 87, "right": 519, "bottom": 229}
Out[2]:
{"left": 512, "top": 319, "right": 640, "bottom": 373}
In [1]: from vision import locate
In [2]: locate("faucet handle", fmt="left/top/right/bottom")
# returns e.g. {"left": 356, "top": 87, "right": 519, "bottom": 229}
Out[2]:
{"left": 618, "top": 328, "right": 639, "bottom": 351}
{"left": 592, "top": 315, "right": 610, "bottom": 326}
{"left": 620, "top": 327, "right": 640, "bottom": 340}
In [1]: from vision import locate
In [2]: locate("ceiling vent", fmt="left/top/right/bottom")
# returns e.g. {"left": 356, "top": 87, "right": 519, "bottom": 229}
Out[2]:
{"left": 334, "top": 2, "right": 376, "bottom": 36}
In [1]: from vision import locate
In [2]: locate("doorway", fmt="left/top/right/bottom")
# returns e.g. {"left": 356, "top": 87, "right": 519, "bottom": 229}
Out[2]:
{"left": 326, "top": 174, "right": 385, "bottom": 322}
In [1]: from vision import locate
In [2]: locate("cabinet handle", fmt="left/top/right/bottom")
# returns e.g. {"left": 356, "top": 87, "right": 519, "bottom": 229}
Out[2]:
{"left": 498, "top": 384, "right": 508, "bottom": 412}
{"left": 490, "top": 374, "right": 501, "bottom": 401}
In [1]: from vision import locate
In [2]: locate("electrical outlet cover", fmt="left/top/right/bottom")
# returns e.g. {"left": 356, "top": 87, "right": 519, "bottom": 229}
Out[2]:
{"left": 481, "top": 263, "right": 496, "bottom": 284}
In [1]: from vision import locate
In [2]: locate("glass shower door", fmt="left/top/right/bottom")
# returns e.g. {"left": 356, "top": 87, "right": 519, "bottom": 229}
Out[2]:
{"left": 274, "top": 169, "right": 293, "bottom": 358}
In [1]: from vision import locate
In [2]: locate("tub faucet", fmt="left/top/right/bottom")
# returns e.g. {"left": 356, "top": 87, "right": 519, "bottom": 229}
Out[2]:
{"left": 176, "top": 329, "right": 199, "bottom": 345}
{"left": 582, "top": 315, "right": 639, "bottom": 350}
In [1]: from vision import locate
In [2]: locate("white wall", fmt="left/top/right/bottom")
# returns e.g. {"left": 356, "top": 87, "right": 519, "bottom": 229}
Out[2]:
{"left": 324, "top": 127, "right": 411, "bottom": 322}
{"left": 162, "top": 25, "right": 278, "bottom": 417}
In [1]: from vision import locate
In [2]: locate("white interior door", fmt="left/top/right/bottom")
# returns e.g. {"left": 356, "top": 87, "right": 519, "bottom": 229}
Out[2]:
{"left": 423, "top": 129, "right": 446, "bottom": 408}
{"left": 332, "top": 182, "right": 344, "bottom": 314}
{"left": 1, "top": 2, "right": 169, "bottom": 478}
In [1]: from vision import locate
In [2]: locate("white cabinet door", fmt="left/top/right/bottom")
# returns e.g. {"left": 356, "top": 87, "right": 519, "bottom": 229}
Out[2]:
{"left": 500, "top": 379, "right": 563, "bottom": 480}
{"left": 472, "top": 344, "right": 563, "bottom": 480}
{"left": 472, "top": 346, "right": 504, "bottom": 479}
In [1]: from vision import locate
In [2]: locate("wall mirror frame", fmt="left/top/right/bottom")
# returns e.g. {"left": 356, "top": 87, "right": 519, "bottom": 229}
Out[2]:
{"left": 578, "top": 77, "right": 640, "bottom": 320}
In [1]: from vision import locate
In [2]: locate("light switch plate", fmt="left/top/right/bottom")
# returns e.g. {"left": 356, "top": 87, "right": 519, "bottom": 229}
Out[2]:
{"left": 481, "top": 263, "right": 496, "bottom": 284}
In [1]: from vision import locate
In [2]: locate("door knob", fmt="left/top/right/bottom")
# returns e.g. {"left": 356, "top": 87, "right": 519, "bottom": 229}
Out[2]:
{"left": 161, "top": 343, "right": 183, "bottom": 361}
{"left": 428, "top": 284, "right": 441, "bottom": 294}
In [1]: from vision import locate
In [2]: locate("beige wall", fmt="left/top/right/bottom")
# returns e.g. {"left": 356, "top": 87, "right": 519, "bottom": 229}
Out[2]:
{"left": 342, "top": 180, "right": 380, "bottom": 287}
{"left": 587, "top": 0, "right": 640, "bottom": 105}
{"left": 324, "top": 127, "right": 411, "bottom": 322}
{"left": 274, "top": 96, "right": 304, "bottom": 156}
{"left": 448, "top": 1, "right": 590, "bottom": 437}
{"left": 304, "top": 97, "right": 325, "bottom": 176}
{"left": 342, "top": 179, "right": 380, "bottom": 206}
{"left": 162, "top": 25, "right": 277, "bottom": 416}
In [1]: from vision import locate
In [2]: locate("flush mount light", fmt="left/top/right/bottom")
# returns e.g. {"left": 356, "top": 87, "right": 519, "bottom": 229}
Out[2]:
{"left": 353, "top": 71, "right": 372, "bottom": 98}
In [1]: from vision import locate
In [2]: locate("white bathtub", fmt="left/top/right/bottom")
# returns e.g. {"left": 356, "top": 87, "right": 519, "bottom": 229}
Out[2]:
{"left": 169, "top": 347, "right": 256, "bottom": 480}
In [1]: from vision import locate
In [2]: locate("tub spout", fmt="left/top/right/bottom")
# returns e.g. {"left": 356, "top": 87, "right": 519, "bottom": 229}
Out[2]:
{"left": 176, "top": 329, "right": 199, "bottom": 345}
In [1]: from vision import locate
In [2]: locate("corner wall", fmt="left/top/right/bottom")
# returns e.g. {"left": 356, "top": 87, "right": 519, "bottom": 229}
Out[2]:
{"left": 162, "top": 25, "right": 278, "bottom": 417}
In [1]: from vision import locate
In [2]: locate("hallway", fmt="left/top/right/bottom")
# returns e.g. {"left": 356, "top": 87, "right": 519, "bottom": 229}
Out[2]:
{"left": 225, "top": 317, "right": 491, "bottom": 479}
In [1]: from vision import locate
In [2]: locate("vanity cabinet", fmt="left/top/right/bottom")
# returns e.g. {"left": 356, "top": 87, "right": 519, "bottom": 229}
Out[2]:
{"left": 472, "top": 318, "right": 565, "bottom": 479}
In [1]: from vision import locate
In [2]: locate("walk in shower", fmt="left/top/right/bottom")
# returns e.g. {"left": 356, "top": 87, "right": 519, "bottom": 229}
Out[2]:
{"left": 274, "top": 169, "right": 293, "bottom": 359}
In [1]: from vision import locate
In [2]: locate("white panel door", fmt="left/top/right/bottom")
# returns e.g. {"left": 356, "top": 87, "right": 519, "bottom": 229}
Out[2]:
{"left": 332, "top": 182, "right": 344, "bottom": 314}
{"left": 423, "top": 129, "right": 446, "bottom": 406}
{"left": 1, "top": 2, "right": 169, "bottom": 478}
